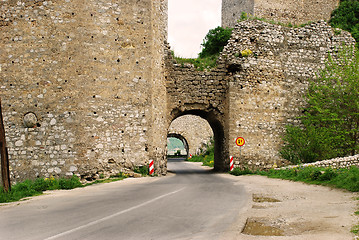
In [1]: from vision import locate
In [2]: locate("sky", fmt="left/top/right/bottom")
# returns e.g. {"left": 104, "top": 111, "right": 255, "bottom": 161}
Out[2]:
{"left": 168, "top": 0, "right": 222, "bottom": 58}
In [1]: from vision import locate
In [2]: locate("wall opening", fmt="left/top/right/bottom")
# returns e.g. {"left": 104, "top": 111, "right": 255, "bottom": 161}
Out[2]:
{"left": 168, "top": 110, "right": 226, "bottom": 172}
{"left": 167, "top": 134, "right": 189, "bottom": 158}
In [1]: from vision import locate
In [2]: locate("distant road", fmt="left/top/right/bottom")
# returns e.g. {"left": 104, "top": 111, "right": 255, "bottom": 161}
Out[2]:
{"left": 0, "top": 158, "right": 248, "bottom": 240}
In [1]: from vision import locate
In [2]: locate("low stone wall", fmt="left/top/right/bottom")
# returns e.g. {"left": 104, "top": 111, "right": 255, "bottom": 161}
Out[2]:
{"left": 281, "top": 155, "right": 359, "bottom": 169}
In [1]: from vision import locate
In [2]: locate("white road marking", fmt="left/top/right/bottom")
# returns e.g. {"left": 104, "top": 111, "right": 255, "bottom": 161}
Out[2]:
{"left": 44, "top": 187, "right": 186, "bottom": 240}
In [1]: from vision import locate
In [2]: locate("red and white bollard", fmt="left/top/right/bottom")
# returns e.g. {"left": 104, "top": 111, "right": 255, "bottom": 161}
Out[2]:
{"left": 189, "top": 154, "right": 192, "bottom": 159}
{"left": 230, "top": 156, "right": 234, "bottom": 171}
{"left": 149, "top": 159, "right": 154, "bottom": 176}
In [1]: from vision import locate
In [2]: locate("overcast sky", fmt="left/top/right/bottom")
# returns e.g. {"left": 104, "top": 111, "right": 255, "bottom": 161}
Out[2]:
{"left": 168, "top": 0, "right": 222, "bottom": 58}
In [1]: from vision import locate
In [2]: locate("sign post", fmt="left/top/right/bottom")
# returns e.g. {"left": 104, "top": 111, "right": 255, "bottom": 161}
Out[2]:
{"left": 235, "top": 137, "right": 245, "bottom": 168}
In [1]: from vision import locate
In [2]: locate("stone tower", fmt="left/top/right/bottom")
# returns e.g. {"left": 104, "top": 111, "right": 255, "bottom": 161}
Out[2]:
{"left": 0, "top": 0, "right": 168, "bottom": 182}
{"left": 222, "top": 0, "right": 340, "bottom": 28}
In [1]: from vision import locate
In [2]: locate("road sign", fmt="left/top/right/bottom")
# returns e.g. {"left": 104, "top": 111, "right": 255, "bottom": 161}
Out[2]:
{"left": 235, "top": 137, "right": 245, "bottom": 147}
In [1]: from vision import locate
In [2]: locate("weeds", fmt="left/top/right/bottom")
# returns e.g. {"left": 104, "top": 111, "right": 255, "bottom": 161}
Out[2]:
{"left": 134, "top": 166, "right": 149, "bottom": 176}
{"left": 84, "top": 173, "right": 127, "bottom": 186}
{"left": 187, "top": 138, "right": 214, "bottom": 167}
{"left": 172, "top": 51, "right": 218, "bottom": 71}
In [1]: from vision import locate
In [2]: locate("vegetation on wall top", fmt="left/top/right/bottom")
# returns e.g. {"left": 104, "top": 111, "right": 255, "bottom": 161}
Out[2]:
{"left": 329, "top": 0, "right": 359, "bottom": 44}
{"left": 172, "top": 26, "right": 232, "bottom": 71}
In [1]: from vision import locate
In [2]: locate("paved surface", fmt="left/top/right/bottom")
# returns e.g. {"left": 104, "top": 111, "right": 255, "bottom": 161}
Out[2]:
{"left": 0, "top": 159, "right": 248, "bottom": 240}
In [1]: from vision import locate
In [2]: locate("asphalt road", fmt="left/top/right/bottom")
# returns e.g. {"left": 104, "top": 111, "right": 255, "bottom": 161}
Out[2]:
{"left": 0, "top": 158, "right": 248, "bottom": 240}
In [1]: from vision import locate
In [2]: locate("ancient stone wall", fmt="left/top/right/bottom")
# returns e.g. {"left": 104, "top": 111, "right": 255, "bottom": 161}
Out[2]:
{"left": 222, "top": 0, "right": 339, "bottom": 28}
{"left": 222, "top": 20, "right": 355, "bottom": 169}
{"left": 168, "top": 115, "right": 213, "bottom": 156}
{"left": 0, "top": 0, "right": 168, "bottom": 182}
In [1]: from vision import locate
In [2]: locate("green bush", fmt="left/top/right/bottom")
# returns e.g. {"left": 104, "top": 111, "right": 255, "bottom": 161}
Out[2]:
{"left": 134, "top": 166, "right": 149, "bottom": 176}
{"left": 281, "top": 46, "right": 359, "bottom": 164}
{"left": 199, "top": 26, "right": 233, "bottom": 58}
{"left": 329, "top": 0, "right": 359, "bottom": 43}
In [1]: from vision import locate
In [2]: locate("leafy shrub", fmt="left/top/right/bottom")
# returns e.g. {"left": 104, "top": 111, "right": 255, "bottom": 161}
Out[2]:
{"left": 329, "top": 0, "right": 359, "bottom": 43}
{"left": 199, "top": 26, "right": 233, "bottom": 58}
{"left": 134, "top": 166, "right": 149, "bottom": 176}
{"left": 281, "top": 46, "right": 359, "bottom": 164}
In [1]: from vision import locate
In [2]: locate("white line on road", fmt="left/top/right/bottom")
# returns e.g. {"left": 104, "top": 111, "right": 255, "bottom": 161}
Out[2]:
{"left": 44, "top": 187, "right": 186, "bottom": 240}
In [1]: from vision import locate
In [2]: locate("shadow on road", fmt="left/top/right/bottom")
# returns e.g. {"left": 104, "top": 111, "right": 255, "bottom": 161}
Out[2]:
{"left": 167, "top": 157, "right": 215, "bottom": 175}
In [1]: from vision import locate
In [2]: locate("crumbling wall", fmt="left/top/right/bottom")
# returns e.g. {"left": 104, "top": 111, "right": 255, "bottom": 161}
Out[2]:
{"left": 222, "top": 20, "right": 355, "bottom": 169}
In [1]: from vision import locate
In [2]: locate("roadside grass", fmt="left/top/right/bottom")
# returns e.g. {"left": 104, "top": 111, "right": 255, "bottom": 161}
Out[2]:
{"left": 84, "top": 173, "right": 128, "bottom": 187}
{"left": 187, "top": 154, "right": 214, "bottom": 168}
{"left": 230, "top": 166, "right": 359, "bottom": 192}
{"left": 186, "top": 138, "right": 214, "bottom": 167}
{"left": 0, "top": 173, "right": 128, "bottom": 203}
{"left": 0, "top": 175, "right": 82, "bottom": 203}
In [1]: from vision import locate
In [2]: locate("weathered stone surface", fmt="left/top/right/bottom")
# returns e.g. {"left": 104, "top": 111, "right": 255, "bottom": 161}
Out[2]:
{"left": 222, "top": 20, "right": 355, "bottom": 169}
{"left": 222, "top": 0, "right": 339, "bottom": 28}
{"left": 1, "top": 0, "right": 168, "bottom": 182}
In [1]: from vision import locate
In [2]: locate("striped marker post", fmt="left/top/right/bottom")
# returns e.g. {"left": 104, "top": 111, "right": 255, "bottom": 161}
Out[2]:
{"left": 230, "top": 156, "right": 234, "bottom": 171}
{"left": 149, "top": 159, "right": 154, "bottom": 176}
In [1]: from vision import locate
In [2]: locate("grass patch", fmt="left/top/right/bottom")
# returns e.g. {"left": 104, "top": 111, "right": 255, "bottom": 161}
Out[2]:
{"left": 84, "top": 173, "right": 127, "bottom": 186}
{"left": 172, "top": 52, "right": 218, "bottom": 71}
{"left": 230, "top": 166, "right": 359, "bottom": 192}
{"left": 186, "top": 139, "right": 214, "bottom": 167}
{"left": 0, "top": 175, "right": 83, "bottom": 203}
{"left": 0, "top": 173, "right": 129, "bottom": 203}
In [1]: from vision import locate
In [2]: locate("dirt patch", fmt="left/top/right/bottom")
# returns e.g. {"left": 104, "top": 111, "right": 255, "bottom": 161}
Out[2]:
{"left": 221, "top": 175, "right": 359, "bottom": 240}
{"left": 253, "top": 194, "right": 281, "bottom": 203}
{"left": 242, "top": 218, "right": 284, "bottom": 236}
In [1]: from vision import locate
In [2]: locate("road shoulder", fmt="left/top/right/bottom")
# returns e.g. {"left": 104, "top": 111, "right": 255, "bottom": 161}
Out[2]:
{"left": 220, "top": 174, "right": 359, "bottom": 240}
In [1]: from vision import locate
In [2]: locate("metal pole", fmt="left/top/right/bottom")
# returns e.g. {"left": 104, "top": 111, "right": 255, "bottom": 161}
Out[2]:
{"left": 0, "top": 98, "right": 11, "bottom": 192}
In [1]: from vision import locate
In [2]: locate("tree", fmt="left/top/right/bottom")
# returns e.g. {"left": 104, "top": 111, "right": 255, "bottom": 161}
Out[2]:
{"left": 198, "top": 26, "right": 233, "bottom": 58}
{"left": 329, "top": 0, "right": 359, "bottom": 43}
{"left": 281, "top": 46, "right": 359, "bottom": 163}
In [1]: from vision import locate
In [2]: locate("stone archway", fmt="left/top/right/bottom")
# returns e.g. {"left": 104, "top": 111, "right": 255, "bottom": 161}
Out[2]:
{"left": 169, "top": 109, "right": 228, "bottom": 172}
{"left": 167, "top": 133, "right": 189, "bottom": 158}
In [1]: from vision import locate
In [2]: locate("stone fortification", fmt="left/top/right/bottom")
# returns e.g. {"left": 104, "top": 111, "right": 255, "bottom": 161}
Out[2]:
{"left": 222, "top": 20, "right": 355, "bottom": 169}
{"left": 1, "top": 0, "right": 168, "bottom": 182}
{"left": 168, "top": 115, "right": 213, "bottom": 156}
{"left": 1, "top": 1, "right": 356, "bottom": 184}
{"left": 222, "top": 0, "right": 339, "bottom": 28}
